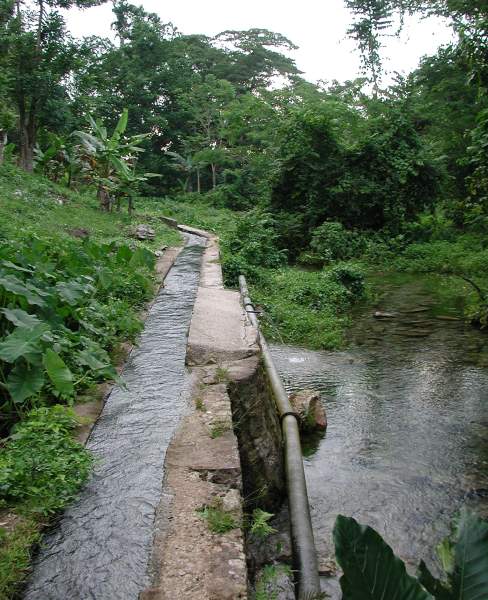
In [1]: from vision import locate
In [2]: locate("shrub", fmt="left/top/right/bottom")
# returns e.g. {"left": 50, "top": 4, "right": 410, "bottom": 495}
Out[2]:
{"left": 0, "top": 406, "right": 92, "bottom": 515}
{"left": 310, "top": 222, "right": 364, "bottom": 262}
{"left": 221, "top": 211, "right": 286, "bottom": 286}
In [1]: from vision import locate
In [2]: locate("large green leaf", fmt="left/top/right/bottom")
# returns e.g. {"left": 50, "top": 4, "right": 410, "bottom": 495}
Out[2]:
{"left": 112, "top": 108, "right": 128, "bottom": 141}
{"left": 333, "top": 515, "right": 433, "bottom": 600}
{"left": 129, "top": 247, "right": 155, "bottom": 269}
{"left": 1, "top": 308, "right": 42, "bottom": 328}
{"left": 43, "top": 349, "right": 74, "bottom": 397}
{"left": 6, "top": 363, "right": 45, "bottom": 404}
{"left": 0, "top": 324, "right": 49, "bottom": 363}
{"left": 0, "top": 275, "right": 46, "bottom": 307}
{"left": 417, "top": 561, "right": 452, "bottom": 600}
{"left": 55, "top": 280, "right": 89, "bottom": 306}
{"left": 450, "top": 509, "right": 488, "bottom": 600}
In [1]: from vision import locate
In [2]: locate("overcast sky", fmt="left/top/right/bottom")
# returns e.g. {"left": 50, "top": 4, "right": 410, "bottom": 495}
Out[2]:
{"left": 64, "top": 0, "right": 454, "bottom": 85}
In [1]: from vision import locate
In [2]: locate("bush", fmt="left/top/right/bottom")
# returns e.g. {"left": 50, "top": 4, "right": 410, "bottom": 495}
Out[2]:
{"left": 0, "top": 235, "right": 156, "bottom": 432}
{"left": 0, "top": 406, "right": 92, "bottom": 515}
{"left": 310, "top": 221, "right": 365, "bottom": 262}
{"left": 330, "top": 264, "right": 366, "bottom": 297}
{"left": 252, "top": 267, "right": 366, "bottom": 349}
{"left": 221, "top": 210, "right": 286, "bottom": 286}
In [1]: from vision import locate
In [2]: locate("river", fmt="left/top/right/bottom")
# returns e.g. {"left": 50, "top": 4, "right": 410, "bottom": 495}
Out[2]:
{"left": 271, "top": 273, "right": 488, "bottom": 597}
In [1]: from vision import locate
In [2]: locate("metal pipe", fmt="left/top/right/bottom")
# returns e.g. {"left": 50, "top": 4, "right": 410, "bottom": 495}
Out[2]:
{"left": 239, "top": 275, "right": 320, "bottom": 600}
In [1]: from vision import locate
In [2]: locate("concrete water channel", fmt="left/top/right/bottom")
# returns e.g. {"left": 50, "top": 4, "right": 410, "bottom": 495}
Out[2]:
{"left": 24, "top": 232, "right": 488, "bottom": 600}
{"left": 25, "top": 234, "right": 206, "bottom": 599}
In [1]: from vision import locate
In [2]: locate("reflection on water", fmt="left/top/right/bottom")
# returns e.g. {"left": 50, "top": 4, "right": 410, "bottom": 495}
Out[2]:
{"left": 271, "top": 274, "right": 488, "bottom": 594}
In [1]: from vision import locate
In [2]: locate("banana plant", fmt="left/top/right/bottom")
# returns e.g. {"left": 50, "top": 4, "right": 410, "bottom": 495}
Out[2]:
{"left": 75, "top": 109, "right": 151, "bottom": 211}
{"left": 333, "top": 511, "right": 488, "bottom": 600}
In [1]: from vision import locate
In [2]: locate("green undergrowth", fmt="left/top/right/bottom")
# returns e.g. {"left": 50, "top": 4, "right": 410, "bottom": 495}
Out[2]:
{"left": 0, "top": 406, "right": 91, "bottom": 599}
{"left": 139, "top": 195, "right": 236, "bottom": 237}
{"left": 251, "top": 265, "right": 366, "bottom": 350}
{"left": 0, "top": 165, "right": 182, "bottom": 597}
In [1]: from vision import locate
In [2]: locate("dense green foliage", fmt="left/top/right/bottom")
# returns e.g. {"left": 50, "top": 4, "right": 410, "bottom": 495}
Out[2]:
{"left": 1, "top": 0, "right": 488, "bottom": 594}
{"left": 0, "top": 405, "right": 92, "bottom": 598}
{"left": 0, "top": 165, "right": 174, "bottom": 434}
{"left": 0, "top": 405, "right": 92, "bottom": 514}
{"left": 334, "top": 511, "right": 488, "bottom": 600}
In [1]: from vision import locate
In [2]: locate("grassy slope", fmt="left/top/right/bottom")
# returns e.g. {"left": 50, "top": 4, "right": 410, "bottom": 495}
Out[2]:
{"left": 0, "top": 165, "right": 182, "bottom": 249}
{"left": 0, "top": 166, "right": 184, "bottom": 599}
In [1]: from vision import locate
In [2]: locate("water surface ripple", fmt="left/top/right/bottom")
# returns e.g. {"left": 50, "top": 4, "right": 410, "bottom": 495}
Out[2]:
{"left": 24, "top": 234, "right": 205, "bottom": 600}
{"left": 270, "top": 274, "right": 488, "bottom": 595}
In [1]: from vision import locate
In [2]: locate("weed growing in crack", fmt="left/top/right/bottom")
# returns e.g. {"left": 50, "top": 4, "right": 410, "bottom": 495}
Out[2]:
{"left": 210, "top": 421, "right": 231, "bottom": 438}
{"left": 215, "top": 366, "right": 229, "bottom": 383}
{"left": 196, "top": 505, "right": 237, "bottom": 534}
{"left": 249, "top": 509, "right": 277, "bottom": 539}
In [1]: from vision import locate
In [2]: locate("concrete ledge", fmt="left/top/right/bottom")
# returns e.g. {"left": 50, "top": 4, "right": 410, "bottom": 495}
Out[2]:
{"left": 159, "top": 216, "right": 178, "bottom": 229}
{"left": 186, "top": 287, "right": 259, "bottom": 366}
{"left": 143, "top": 371, "right": 248, "bottom": 600}
{"left": 200, "top": 236, "right": 224, "bottom": 288}
{"left": 178, "top": 224, "right": 214, "bottom": 239}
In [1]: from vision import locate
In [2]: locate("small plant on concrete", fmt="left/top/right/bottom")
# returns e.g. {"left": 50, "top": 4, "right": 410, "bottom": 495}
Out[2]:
{"left": 210, "top": 421, "right": 231, "bottom": 439}
{"left": 254, "top": 564, "right": 295, "bottom": 600}
{"left": 215, "top": 366, "right": 229, "bottom": 383}
{"left": 197, "top": 504, "right": 237, "bottom": 534}
{"left": 195, "top": 397, "right": 206, "bottom": 412}
{"left": 250, "top": 509, "right": 277, "bottom": 539}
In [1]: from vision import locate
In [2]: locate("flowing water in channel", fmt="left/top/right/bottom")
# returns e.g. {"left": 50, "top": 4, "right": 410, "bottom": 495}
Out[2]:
{"left": 271, "top": 273, "right": 488, "bottom": 597}
{"left": 24, "top": 234, "right": 205, "bottom": 600}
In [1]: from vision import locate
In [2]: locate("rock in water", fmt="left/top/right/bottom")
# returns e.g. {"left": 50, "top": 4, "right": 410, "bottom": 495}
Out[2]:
{"left": 134, "top": 224, "right": 155, "bottom": 240}
{"left": 289, "top": 389, "right": 327, "bottom": 431}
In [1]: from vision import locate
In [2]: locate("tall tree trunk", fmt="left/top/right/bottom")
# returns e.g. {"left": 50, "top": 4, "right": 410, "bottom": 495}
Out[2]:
{"left": 97, "top": 184, "right": 111, "bottom": 211}
{"left": 197, "top": 167, "right": 201, "bottom": 193}
{"left": 18, "top": 98, "right": 37, "bottom": 172}
{"left": 211, "top": 163, "right": 216, "bottom": 189}
{"left": 0, "top": 131, "right": 7, "bottom": 165}
{"left": 19, "top": 119, "right": 35, "bottom": 171}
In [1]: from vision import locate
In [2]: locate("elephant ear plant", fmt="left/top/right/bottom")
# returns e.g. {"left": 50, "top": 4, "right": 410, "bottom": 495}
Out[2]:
{"left": 333, "top": 510, "right": 488, "bottom": 600}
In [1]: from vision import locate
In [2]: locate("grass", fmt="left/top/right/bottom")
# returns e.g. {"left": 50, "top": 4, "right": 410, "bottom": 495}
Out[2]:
{"left": 210, "top": 421, "right": 231, "bottom": 439}
{"left": 254, "top": 564, "right": 294, "bottom": 600}
{"left": 0, "top": 164, "right": 182, "bottom": 250}
{"left": 0, "top": 406, "right": 91, "bottom": 599}
{"left": 0, "top": 515, "right": 41, "bottom": 600}
{"left": 215, "top": 366, "right": 229, "bottom": 383}
{"left": 197, "top": 504, "right": 238, "bottom": 534}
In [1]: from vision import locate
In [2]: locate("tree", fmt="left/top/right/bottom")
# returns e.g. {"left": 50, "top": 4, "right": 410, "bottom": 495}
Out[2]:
{"left": 0, "top": 0, "right": 107, "bottom": 171}
{"left": 212, "top": 29, "right": 302, "bottom": 92}
{"left": 270, "top": 100, "right": 439, "bottom": 254}
{"left": 75, "top": 108, "right": 152, "bottom": 211}
{"left": 345, "top": 0, "right": 488, "bottom": 91}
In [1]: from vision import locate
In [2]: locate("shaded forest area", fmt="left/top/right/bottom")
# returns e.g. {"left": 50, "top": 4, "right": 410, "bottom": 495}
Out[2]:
{"left": 0, "top": 1, "right": 488, "bottom": 596}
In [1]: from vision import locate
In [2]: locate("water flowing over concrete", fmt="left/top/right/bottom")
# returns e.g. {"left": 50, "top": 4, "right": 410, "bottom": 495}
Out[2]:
{"left": 271, "top": 274, "right": 488, "bottom": 598}
{"left": 24, "top": 234, "right": 205, "bottom": 600}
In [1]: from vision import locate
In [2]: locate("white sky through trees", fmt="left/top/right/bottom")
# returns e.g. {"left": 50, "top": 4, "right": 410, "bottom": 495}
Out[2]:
{"left": 64, "top": 0, "right": 454, "bottom": 85}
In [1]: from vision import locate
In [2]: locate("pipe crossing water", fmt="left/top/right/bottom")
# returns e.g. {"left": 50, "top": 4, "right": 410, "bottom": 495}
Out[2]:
{"left": 24, "top": 234, "right": 206, "bottom": 600}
